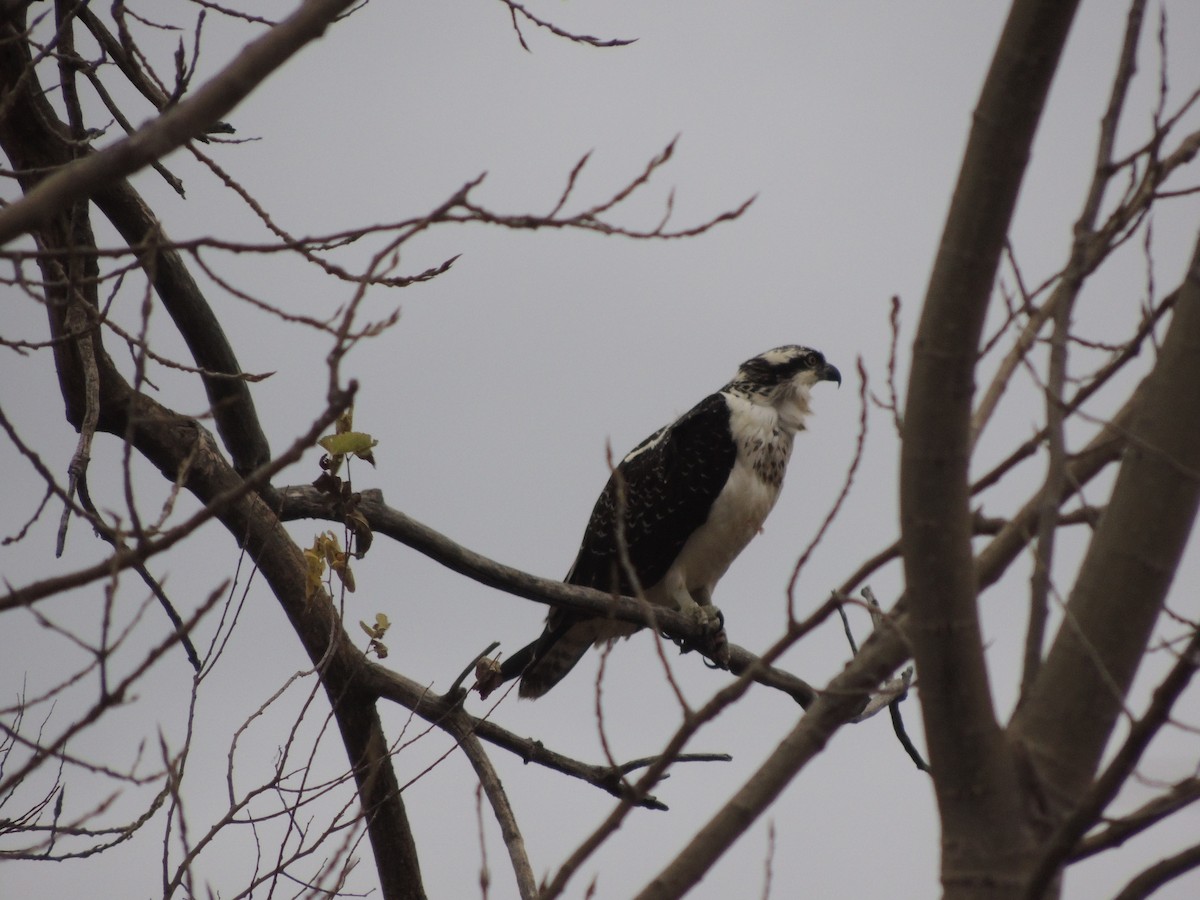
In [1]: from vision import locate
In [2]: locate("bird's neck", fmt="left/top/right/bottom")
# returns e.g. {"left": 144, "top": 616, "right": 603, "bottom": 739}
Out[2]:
{"left": 727, "top": 384, "right": 813, "bottom": 435}
{"left": 774, "top": 384, "right": 813, "bottom": 434}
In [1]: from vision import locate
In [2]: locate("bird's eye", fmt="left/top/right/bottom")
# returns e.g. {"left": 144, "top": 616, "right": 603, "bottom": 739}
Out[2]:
{"left": 805, "top": 352, "right": 821, "bottom": 368}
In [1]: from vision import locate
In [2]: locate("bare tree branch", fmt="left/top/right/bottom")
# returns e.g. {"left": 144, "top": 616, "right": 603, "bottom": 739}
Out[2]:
{"left": 277, "top": 485, "right": 820, "bottom": 706}
{"left": 3, "top": 4, "right": 1199, "bottom": 898}
{"left": 0, "top": 393, "right": 350, "bottom": 614}
{"left": 0, "top": 0, "right": 359, "bottom": 246}
{"left": 1012, "top": 231, "right": 1200, "bottom": 845}
{"left": 497, "top": 0, "right": 636, "bottom": 50}
{"left": 92, "top": 180, "right": 273, "bottom": 473}
{"left": 1070, "top": 778, "right": 1200, "bottom": 861}
{"left": 366, "top": 664, "right": 687, "bottom": 811}
{"left": 455, "top": 733, "right": 536, "bottom": 900}
{"left": 1022, "top": 555, "right": 1200, "bottom": 895}
{"left": 631, "top": 616, "right": 911, "bottom": 900}
{"left": 1109, "top": 840, "right": 1200, "bottom": 900}
{"left": 899, "top": 1, "right": 1082, "bottom": 887}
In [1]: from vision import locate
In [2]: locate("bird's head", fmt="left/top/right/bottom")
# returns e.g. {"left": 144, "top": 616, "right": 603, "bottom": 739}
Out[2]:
{"left": 728, "top": 345, "right": 841, "bottom": 431}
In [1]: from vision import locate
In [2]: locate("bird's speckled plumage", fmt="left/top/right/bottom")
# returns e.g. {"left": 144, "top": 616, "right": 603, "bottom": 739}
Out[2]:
{"left": 499, "top": 345, "right": 841, "bottom": 698}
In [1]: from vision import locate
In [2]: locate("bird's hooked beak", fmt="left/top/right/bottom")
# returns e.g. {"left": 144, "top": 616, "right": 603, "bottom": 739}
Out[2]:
{"left": 820, "top": 362, "right": 842, "bottom": 388}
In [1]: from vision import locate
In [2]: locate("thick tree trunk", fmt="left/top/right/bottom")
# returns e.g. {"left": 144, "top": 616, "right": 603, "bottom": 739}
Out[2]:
{"left": 900, "top": 0, "right": 1081, "bottom": 894}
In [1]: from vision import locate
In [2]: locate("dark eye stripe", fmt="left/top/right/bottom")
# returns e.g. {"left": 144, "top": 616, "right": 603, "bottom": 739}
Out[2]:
{"left": 730, "top": 345, "right": 828, "bottom": 392}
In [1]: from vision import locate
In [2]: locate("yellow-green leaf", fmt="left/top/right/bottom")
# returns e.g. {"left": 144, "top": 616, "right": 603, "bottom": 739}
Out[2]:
{"left": 318, "top": 431, "right": 378, "bottom": 459}
{"left": 303, "top": 543, "right": 327, "bottom": 599}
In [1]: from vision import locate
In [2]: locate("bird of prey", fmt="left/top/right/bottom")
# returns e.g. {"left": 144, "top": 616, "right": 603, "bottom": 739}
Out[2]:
{"left": 491, "top": 345, "right": 841, "bottom": 699}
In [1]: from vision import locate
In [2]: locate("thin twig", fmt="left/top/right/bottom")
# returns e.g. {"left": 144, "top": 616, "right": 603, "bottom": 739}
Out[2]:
{"left": 786, "top": 357, "right": 868, "bottom": 620}
{"left": 496, "top": 0, "right": 635, "bottom": 50}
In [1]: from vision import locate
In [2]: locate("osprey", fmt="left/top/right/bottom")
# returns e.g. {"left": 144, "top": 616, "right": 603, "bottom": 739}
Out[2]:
{"left": 495, "top": 345, "right": 841, "bottom": 698}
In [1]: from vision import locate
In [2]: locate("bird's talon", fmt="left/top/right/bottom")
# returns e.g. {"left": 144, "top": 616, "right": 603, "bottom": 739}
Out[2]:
{"left": 706, "top": 626, "right": 730, "bottom": 668}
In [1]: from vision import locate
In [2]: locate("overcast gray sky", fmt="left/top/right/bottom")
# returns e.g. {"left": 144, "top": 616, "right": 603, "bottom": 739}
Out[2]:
{"left": 4, "top": 2, "right": 1200, "bottom": 898}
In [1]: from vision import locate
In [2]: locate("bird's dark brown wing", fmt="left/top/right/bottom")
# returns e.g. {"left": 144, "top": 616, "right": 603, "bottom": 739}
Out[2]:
{"left": 564, "top": 392, "right": 738, "bottom": 595}
{"left": 497, "top": 393, "right": 738, "bottom": 697}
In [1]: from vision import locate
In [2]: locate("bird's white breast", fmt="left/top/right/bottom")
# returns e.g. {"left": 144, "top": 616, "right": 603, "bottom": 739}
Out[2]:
{"left": 658, "top": 393, "right": 793, "bottom": 599}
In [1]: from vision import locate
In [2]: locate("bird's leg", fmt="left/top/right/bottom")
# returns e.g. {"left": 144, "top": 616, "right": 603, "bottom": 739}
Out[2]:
{"left": 685, "top": 586, "right": 722, "bottom": 629}
{"left": 683, "top": 587, "right": 729, "bottom": 667}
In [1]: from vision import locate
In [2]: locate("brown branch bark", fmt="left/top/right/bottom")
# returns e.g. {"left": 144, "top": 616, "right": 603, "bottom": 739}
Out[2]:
{"left": 92, "top": 180, "right": 272, "bottom": 473}
{"left": 277, "top": 484, "right": 820, "bottom": 707}
{"left": 1011, "top": 231, "right": 1200, "bottom": 872}
{"left": 0, "top": 346, "right": 426, "bottom": 894}
{"left": 1069, "top": 778, "right": 1200, "bottom": 862}
{"left": 0, "top": 0, "right": 358, "bottom": 246}
{"left": 632, "top": 617, "right": 911, "bottom": 900}
{"left": 1023, "top": 626, "right": 1200, "bottom": 898}
{"left": 974, "top": 399, "right": 1131, "bottom": 594}
{"left": 446, "top": 731, "right": 537, "bottom": 900}
{"left": 899, "top": 0, "right": 1081, "bottom": 893}
{"left": 0, "top": 16, "right": 425, "bottom": 884}
{"left": 1109, "top": 841, "right": 1200, "bottom": 900}
{"left": 971, "top": 0, "right": 1148, "bottom": 452}
{"left": 623, "top": 408, "right": 1129, "bottom": 900}
{"left": 0, "top": 10, "right": 271, "bottom": 474}
{"left": 364, "top": 663, "right": 678, "bottom": 811}
{"left": 481, "top": 336, "right": 1132, "bottom": 898}
{"left": 98, "top": 397, "right": 427, "bottom": 900}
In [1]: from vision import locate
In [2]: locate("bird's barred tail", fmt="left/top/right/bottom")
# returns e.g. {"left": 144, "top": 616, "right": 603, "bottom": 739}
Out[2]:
{"left": 495, "top": 616, "right": 628, "bottom": 698}
{"left": 517, "top": 626, "right": 595, "bottom": 698}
